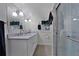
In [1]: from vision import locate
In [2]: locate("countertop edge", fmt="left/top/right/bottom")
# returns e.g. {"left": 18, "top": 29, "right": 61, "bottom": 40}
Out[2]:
{"left": 8, "top": 33, "right": 37, "bottom": 40}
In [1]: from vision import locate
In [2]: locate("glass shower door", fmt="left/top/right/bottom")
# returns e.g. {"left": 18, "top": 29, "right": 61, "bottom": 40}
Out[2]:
{"left": 57, "top": 3, "right": 79, "bottom": 56}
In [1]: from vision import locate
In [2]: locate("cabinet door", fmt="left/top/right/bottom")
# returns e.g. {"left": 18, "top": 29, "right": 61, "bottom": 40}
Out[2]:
{"left": 28, "top": 35, "right": 37, "bottom": 56}
{"left": 8, "top": 40, "right": 28, "bottom": 56}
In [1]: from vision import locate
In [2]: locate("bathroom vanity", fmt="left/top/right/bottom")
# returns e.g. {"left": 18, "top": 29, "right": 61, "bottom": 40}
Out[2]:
{"left": 8, "top": 32, "right": 38, "bottom": 56}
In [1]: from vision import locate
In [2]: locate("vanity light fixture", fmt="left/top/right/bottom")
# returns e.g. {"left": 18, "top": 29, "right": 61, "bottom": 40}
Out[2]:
{"left": 73, "top": 18, "right": 77, "bottom": 21}
{"left": 19, "top": 11, "right": 24, "bottom": 16}
{"left": 12, "top": 10, "right": 24, "bottom": 17}
{"left": 12, "top": 12, "right": 17, "bottom": 17}
{"left": 29, "top": 19, "right": 31, "bottom": 22}
{"left": 25, "top": 19, "right": 31, "bottom": 22}
{"left": 25, "top": 20, "right": 27, "bottom": 22}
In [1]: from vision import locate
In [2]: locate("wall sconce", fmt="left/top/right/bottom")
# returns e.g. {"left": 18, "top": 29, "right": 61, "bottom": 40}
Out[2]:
{"left": 19, "top": 11, "right": 24, "bottom": 16}
{"left": 29, "top": 19, "right": 31, "bottom": 22}
{"left": 12, "top": 10, "right": 24, "bottom": 17}
{"left": 12, "top": 12, "right": 18, "bottom": 17}
{"left": 24, "top": 19, "right": 31, "bottom": 22}
{"left": 25, "top": 20, "right": 27, "bottom": 22}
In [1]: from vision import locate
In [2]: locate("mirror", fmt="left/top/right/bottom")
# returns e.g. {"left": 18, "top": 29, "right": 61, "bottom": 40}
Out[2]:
{"left": 7, "top": 4, "right": 26, "bottom": 35}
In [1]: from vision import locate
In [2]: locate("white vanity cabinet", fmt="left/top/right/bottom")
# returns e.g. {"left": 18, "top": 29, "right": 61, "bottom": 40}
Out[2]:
{"left": 8, "top": 33, "right": 38, "bottom": 56}
{"left": 8, "top": 40, "right": 28, "bottom": 56}
{"left": 28, "top": 35, "right": 37, "bottom": 56}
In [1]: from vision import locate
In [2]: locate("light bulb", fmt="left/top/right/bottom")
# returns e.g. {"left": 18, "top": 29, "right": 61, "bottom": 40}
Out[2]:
{"left": 29, "top": 19, "right": 31, "bottom": 22}
{"left": 12, "top": 12, "right": 17, "bottom": 17}
{"left": 19, "top": 11, "right": 24, "bottom": 16}
{"left": 25, "top": 20, "right": 27, "bottom": 22}
{"left": 73, "top": 18, "right": 77, "bottom": 21}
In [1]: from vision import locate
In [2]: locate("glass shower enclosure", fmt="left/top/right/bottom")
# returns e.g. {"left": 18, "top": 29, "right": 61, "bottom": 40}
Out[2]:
{"left": 56, "top": 3, "right": 79, "bottom": 56}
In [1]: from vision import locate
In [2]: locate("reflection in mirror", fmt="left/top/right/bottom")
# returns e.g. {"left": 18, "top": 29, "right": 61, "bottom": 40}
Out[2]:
{"left": 7, "top": 3, "right": 33, "bottom": 36}
{"left": 7, "top": 4, "right": 24, "bottom": 35}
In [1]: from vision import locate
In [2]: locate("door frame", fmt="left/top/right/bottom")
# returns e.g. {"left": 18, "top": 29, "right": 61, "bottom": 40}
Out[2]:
{"left": 53, "top": 3, "right": 61, "bottom": 56}
{"left": 55, "top": 3, "right": 61, "bottom": 56}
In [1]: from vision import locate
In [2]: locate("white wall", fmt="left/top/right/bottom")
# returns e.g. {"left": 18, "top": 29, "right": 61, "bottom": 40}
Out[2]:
{"left": 38, "top": 24, "right": 53, "bottom": 45}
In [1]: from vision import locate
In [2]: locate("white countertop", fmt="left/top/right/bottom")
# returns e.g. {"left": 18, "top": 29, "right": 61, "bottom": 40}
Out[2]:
{"left": 8, "top": 32, "right": 37, "bottom": 40}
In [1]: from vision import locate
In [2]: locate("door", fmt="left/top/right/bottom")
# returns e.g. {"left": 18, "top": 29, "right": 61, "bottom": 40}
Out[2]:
{"left": 0, "top": 21, "right": 6, "bottom": 56}
{"left": 56, "top": 3, "right": 79, "bottom": 56}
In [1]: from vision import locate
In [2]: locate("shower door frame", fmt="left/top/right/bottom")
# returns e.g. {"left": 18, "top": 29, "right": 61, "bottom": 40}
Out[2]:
{"left": 53, "top": 3, "right": 61, "bottom": 56}
{"left": 55, "top": 3, "right": 61, "bottom": 56}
